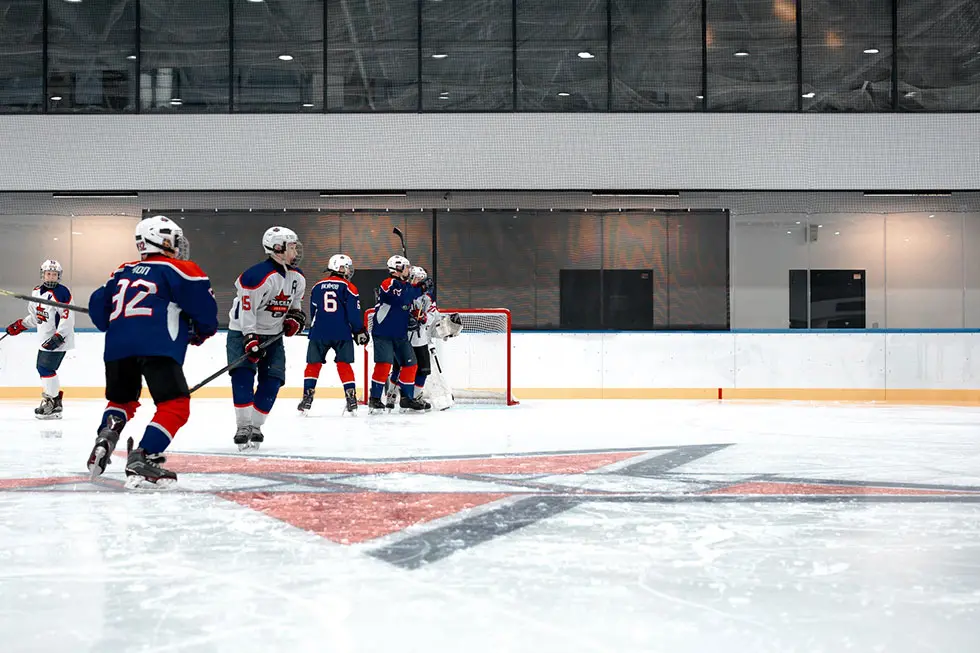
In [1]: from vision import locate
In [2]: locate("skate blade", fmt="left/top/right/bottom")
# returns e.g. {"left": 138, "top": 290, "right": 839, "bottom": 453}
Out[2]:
{"left": 249, "top": 442, "right": 262, "bottom": 451}
{"left": 88, "top": 446, "right": 108, "bottom": 480}
{"left": 236, "top": 442, "right": 252, "bottom": 452}
{"left": 35, "top": 413, "right": 62, "bottom": 421}
{"left": 124, "top": 475, "right": 176, "bottom": 490}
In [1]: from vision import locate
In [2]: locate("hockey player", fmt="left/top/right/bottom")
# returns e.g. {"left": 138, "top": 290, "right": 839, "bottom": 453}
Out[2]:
{"left": 387, "top": 266, "right": 464, "bottom": 409}
{"left": 3, "top": 260, "right": 76, "bottom": 419}
{"left": 367, "top": 255, "right": 426, "bottom": 412}
{"left": 299, "top": 254, "right": 369, "bottom": 416}
{"left": 86, "top": 215, "right": 218, "bottom": 488}
{"left": 228, "top": 226, "right": 306, "bottom": 450}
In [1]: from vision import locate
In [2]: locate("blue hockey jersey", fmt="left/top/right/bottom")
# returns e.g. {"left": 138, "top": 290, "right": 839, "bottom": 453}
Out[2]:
{"left": 371, "top": 277, "right": 422, "bottom": 339}
{"left": 308, "top": 274, "right": 363, "bottom": 341}
{"left": 89, "top": 255, "right": 219, "bottom": 363}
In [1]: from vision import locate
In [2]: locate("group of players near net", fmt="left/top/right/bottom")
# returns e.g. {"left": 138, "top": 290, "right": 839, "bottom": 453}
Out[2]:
{"left": 2, "top": 215, "right": 463, "bottom": 489}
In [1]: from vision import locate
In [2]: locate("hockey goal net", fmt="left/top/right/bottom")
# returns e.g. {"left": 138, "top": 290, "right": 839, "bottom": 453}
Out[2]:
{"left": 362, "top": 308, "right": 518, "bottom": 406}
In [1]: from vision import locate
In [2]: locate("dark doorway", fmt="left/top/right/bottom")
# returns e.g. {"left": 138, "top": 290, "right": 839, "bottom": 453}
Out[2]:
{"left": 789, "top": 269, "right": 867, "bottom": 329}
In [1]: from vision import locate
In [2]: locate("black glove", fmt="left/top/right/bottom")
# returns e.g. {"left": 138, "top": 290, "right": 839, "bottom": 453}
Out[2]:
{"left": 354, "top": 330, "right": 370, "bottom": 346}
{"left": 188, "top": 323, "right": 209, "bottom": 346}
{"left": 283, "top": 308, "right": 306, "bottom": 337}
{"left": 243, "top": 334, "right": 264, "bottom": 363}
{"left": 41, "top": 333, "right": 65, "bottom": 350}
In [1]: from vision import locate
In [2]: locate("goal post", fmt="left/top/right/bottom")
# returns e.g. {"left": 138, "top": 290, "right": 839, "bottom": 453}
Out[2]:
{"left": 362, "top": 307, "right": 518, "bottom": 406}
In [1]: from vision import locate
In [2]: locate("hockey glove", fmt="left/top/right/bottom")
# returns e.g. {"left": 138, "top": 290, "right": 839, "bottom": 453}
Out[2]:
{"left": 243, "top": 334, "right": 265, "bottom": 363}
{"left": 188, "top": 324, "right": 209, "bottom": 347}
{"left": 354, "top": 330, "right": 370, "bottom": 346}
{"left": 283, "top": 308, "right": 306, "bottom": 337}
{"left": 5, "top": 319, "right": 27, "bottom": 336}
{"left": 41, "top": 333, "right": 65, "bottom": 351}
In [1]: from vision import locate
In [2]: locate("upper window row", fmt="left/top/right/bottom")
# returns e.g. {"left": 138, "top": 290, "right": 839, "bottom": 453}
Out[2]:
{"left": 0, "top": 0, "right": 977, "bottom": 113}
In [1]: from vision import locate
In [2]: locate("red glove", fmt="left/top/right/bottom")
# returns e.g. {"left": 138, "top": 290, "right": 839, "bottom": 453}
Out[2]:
{"left": 283, "top": 309, "right": 306, "bottom": 337}
{"left": 410, "top": 306, "right": 427, "bottom": 324}
{"left": 5, "top": 319, "right": 27, "bottom": 336}
{"left": 243, "top": 335, "right": 264, "bottom": 363}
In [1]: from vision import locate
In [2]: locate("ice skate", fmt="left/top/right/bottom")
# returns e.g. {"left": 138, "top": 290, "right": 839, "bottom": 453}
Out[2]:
{"left": 344, "top": 388, "right": 358, "bottom": 415}
{"left": 87, "top": 414, "right": 124, "bottom": 479}
{"left": 124, "top": 438, "right": 177, "bottom": 489}
{"left": 399, "top": 395, "right": 430, "bottom": 412}
{"left": 297, "top": 388, "right": 314, "bottom": 414}
{"left": 367, "top": 396, "right": 387, "bottom": 414}
{"left": 384, "top": 382, "right": 399, "bottom": 411}
{"left": 248, "top": 425, "right": 264, "bottom": 450}
{"left": 34, "top": 392, "right": 63, "bottom": 420}
{"left": 233, "top": 424, "right": 252, "bottom": 451}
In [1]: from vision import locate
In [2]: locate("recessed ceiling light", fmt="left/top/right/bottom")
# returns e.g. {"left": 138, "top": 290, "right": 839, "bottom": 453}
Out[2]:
{"left": 431, "top": 53, "right": 448, "bottom": 59}
{"left": 696, "top": 95, "right": 704, "bottom": 99}
{"left": 302, "top": 103, "right": 314, "bottom": 107}
{"left": 834, "top": 231, "right": 840, "bottom": 236}
{"left": 929, "top": 214, "right": 935, "bottom": 218}
{"left": 64, "top": 0, "right": 82, "bottom": 3}
{"left": 863, "top": 48, "right": 879, "bottom": 54}
{"left": 126, "top": 55, "right": 136, "bottom": 60}
{"left": 734, "top": 51, "right": 749, "bottom": 57}
{"left": 795, "top": 221, "right": 801, "bottom": 224}
{"left": 557, "top": 92, "right": 570, "bottom": 97}
{"left": 247, "top": 0, "right": 265, "bottom": 3}
{"left": 904, "top": 91, "right": 916, "bottom": 98}
{"left": 802, "top": 92, "right": 815, "bottom": 98}
{"left": 577, "top": 52, "right": 595, "bottom": 59}
{"left": 278, "top": 54, "right": 294, "bottom": 61}
{"left": 786, "top": 231, "right": 792, "bottom": 234}
{"left": 438, "top": 96, "right": 449, "bottom": 100}
{"left": 49, "top": 96, "right": 62, "bottom": 101}
{"left": 72, "top": 231, "right": 83, "bottom": 235}
{"left": 170, "top": 98, "right": 182, "bottom": 105}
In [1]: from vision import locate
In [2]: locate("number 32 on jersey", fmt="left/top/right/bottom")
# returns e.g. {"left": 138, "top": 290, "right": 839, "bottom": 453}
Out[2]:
{"left": 109, "top": 278, "right": 157, "bottom": 320}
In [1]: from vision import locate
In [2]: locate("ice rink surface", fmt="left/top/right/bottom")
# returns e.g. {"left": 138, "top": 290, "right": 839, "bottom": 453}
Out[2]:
{"left": 1, "top": 397, "right": 979, "bottom": 652}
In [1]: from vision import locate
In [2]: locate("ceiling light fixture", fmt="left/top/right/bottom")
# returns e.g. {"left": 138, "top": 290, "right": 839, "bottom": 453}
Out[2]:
{"left": 577, "top": 52, "right": 595, "bottom": 59}
{"left": 863, "top": 48, "right": 879, "bottom": 54}
{"left": 802, "top": 92, "right": 815, "bottom": 98}
{"left": 50, "top": 96, "right": 62, "bottom": 101}
{"left": 278, "top": 54, "right": 294, "bottom": 61}
{"left": 431, "top": 53, "right": 448, "bottom": 59}
{"left": 557, "top": 92, "right": 570, "bottom": 97}
{"left": 126, "top": 55, "right": 136, "bottom": 61}
{"left": 302, "top": 103, "right": 314, "bottom": 107}
{"left": 734, "top": 51, "right": 749, "bottom": 57}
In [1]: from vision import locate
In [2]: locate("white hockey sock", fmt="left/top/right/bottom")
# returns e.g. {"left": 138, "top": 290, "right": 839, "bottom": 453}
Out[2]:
{"left": 234, "top": 406, "right": 253, "bottom": 427}
{"left": 251, "top": 407, "right": 269, "bottom": 428}
{"left": 41, "top": 374, "right": 59, "bottom": 398}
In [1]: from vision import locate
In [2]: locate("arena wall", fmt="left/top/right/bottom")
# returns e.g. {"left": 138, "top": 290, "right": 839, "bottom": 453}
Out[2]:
{"left": 1, "top": 330, "right": 979, "bottom": 404}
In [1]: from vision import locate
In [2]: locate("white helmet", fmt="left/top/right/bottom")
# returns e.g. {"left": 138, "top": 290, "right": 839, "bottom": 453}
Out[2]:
{"left": 263, "top": 226, "right": 303, "bottom": 265}
{"left": 409, "top": 265, "right": 427, "bottom": 285}
{"left": 40, "top": 259, "right": 63, "bottom": 288}
{"left": 387, "top": 255, "right": 410, "bottom": 276}
{"left": 136, "top": 215, "right": 188, "bottom": 259}
{"left": 328, "top": 254, "right": 354, "bottom": 279}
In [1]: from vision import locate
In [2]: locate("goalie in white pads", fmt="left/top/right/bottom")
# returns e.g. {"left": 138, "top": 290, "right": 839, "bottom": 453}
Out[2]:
{"left": 387, "top": 266, "right": 463, "bottom": 411}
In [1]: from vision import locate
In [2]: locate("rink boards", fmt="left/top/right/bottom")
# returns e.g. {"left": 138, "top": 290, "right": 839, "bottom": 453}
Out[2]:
{"left": 2, "top": 330, "right": 980, "bottom": 404}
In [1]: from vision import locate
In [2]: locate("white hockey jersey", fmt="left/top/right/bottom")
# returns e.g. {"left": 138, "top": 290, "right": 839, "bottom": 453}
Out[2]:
{"left": 408, "top": 293, "right": 442, "bottom": 347}
{"left": 22, "top": 284, "right": 76, "bottom": 352}
{"left": 228, "top": 259, "right": 306, "bottom": 336}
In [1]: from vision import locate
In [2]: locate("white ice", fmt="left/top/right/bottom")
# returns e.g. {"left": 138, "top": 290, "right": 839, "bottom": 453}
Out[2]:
{"left": 1, "top": 398, "right": 979, "bottom": 652}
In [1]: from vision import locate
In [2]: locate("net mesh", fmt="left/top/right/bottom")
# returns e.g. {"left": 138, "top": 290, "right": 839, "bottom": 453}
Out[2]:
{"left": 363, "top": 308, "right": 515, "bottom": 405}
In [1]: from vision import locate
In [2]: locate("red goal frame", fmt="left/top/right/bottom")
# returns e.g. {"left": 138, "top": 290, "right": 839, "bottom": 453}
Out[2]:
{"left": 362, "top": 307, "right": 517, "bottom": 405}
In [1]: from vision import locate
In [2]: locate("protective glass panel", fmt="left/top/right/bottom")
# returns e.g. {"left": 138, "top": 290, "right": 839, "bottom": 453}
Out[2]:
{"left": 0, "top": 0, "right": 43, "bottom": 113}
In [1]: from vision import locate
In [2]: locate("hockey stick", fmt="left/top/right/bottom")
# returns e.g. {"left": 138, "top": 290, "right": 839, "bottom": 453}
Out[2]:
{"left": 0, "top": 288, "right": 89, "bottom": 314}
{"left": 188, "top": 333, "right": 284, "bottom": 394}
{"left": 393, "top": 227, "right": 408, "bottom": 257}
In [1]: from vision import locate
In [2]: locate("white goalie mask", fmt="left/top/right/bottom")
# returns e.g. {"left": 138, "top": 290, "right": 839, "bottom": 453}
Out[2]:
{"left": 409, "top": 266, "right": 427, "bottom": 285}
{"left": 328, "top": 254, "right": 354, "bottom": 279}
{"left": 136, "top": 215, "right": 189, "bottom": 260}
{"left": 40, "top": 259, "right": 63, "bottom": 288}
{"left": 263, "top": 226, "right": 303, "bottom": 266}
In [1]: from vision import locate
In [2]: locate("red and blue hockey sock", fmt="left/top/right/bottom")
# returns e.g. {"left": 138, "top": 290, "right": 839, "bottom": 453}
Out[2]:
{"left": 99, "top": 400, "right": 139, "bottom": 434}
{"left": 398, "top": 365, "right": 418, "bottom": 400}
{"left": 138, "top": 396, "right": 189, "bottom": 455}
{"left": 371, "top": 363, "right": 393, "bottom": 399}
{"left": 336, "top": 362, "right": 356, "bottom": 394}
{"left": 252, "top": 375, "right": 282, "bottom": 426}
{"left": 303, "top": 363, "right": 322, "bottom": 393}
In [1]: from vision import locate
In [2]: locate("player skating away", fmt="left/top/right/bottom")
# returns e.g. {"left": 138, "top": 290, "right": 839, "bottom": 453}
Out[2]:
{"left": 299, "top": 254, "right": 369, "bottom": 416}
{"left": 86, "top": 215, "right": 218, "bottom": 488}
{"left": 227, "top": 226, "right": 306, "bottom": 450}
{"left": 4, "top": 260, "right": 75, "bottom": 419}
{"left": 367, "top": 255, "right": 426, "bottom": 413}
